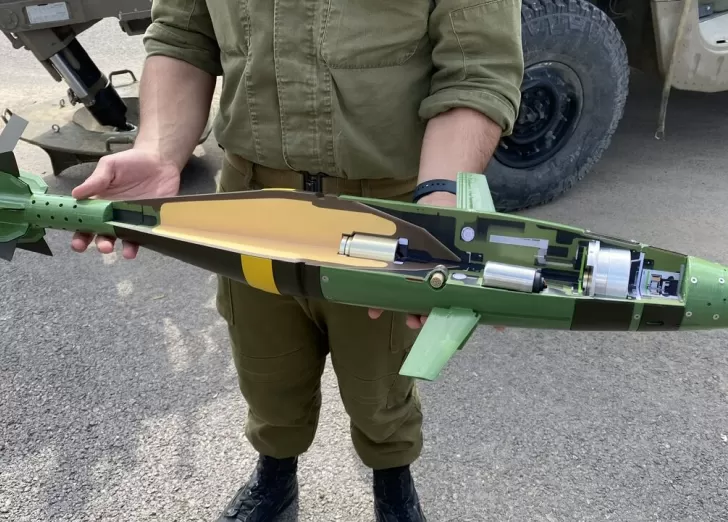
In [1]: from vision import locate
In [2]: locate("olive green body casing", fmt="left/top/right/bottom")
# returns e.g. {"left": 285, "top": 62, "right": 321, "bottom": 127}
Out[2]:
{"left": 3, "top": 113, "right": 728, "bottom": 380}
{"left": 317, "top": 256, "right": 728, "bottom": 332}
{"left": 6, "top": 175, "right": 721, "bottom": 333}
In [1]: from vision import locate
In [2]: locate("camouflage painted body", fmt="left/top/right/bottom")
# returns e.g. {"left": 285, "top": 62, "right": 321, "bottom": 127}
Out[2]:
{"left": 84, "top": 191, "right": 728, "bottom": 332}
{"left": 2, "top": 115, "right": 727, "bottom": 380}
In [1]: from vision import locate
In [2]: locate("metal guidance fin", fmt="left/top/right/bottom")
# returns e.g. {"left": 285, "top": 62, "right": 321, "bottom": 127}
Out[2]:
{"left": 456, "top": 172, "right": 496, "bottom": 213}
{"left": 0, "top": 152, "right": 19, "bottom": 178}
{"left": 0, "top": 240, "right": 17, "bottom": 261}
{"left": 17, "top": 238, "right": 53, "bottom": 256}
{"left": 0, "top": 114, "right": 28, "bottom": 178}
{"left": 0, "top": 114, "right": 27, "bottom": 154}
{"left": 398, "top": 307, "right": 481, "bottom": 381}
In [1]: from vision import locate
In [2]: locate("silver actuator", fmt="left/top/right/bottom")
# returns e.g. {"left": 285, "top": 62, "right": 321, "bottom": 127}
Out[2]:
{"left": 481, "top": 261, "right": 547, "bottom": 293}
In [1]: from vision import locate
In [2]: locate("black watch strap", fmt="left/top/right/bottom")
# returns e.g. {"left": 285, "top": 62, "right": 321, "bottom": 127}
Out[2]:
{"left": 412, "top": 179, "right": 457, "bottom": 203}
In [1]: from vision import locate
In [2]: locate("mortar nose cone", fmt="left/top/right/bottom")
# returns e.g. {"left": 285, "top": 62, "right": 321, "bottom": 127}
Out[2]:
{"left": 681, "top": 257, "right": 728, "bottom": 329}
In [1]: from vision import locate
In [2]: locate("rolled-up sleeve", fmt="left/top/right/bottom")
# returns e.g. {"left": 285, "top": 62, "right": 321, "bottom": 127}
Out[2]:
{"left": 143, "top": 0, "right": 222, "bottom": 77}
{"left": 419, "top": 0, "right": 524, "bottom": 135}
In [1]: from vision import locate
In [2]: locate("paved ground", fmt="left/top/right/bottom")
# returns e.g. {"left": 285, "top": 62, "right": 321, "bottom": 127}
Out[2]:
{"left": 2, "top": 20, "right": 728, "bottom": 522}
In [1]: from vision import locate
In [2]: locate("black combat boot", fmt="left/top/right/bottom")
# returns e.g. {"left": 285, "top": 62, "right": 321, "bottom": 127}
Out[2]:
{"left": 215, "top": 454, "right": 298, "bottom": 522}
{"left": 373, "top": 465, "right": 426, "bottom": 521}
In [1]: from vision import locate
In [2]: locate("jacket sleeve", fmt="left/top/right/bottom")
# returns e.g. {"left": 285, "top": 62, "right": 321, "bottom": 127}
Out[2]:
{"left": 419, "top": 0, "right": 524, "bottom": 136}
{"left": 143, "top": 0, "right": 222, "bottom": 77}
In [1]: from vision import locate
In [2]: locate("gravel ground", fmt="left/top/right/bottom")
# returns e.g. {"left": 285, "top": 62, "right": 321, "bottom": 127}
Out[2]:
{"left": 2, "top": 20, "right": 728, "bottom": 522}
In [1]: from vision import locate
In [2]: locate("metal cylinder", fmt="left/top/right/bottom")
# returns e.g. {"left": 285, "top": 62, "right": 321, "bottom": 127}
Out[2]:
{"left": 339, "top": 234, "right": 399, "bottom": 262}
{"left": 481, "top": 261, "right": 545, "bottom": 293}
{"left": 49, "top": 53, "right": 90, "bottom": 100}
{"left": 588, "top": 245, "right": 631, "bottom": 299}
{"left": 428, "top": 266, "right": 449, "bottom": 289}
{"left": 49, "top": 39, "right": 131, "bottom": 130}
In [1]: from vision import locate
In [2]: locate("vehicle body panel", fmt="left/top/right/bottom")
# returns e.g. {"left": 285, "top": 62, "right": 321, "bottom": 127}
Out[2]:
{"left": 652, "top": 0, "right": 728, "bottom": 92}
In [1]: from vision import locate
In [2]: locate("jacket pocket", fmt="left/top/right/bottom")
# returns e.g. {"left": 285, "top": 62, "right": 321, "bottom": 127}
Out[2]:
{"left": 206, "top": 0, "right": 250, "bottom": 55}
{"left": 320, "top": 0, "right": 431, "bottom": 68}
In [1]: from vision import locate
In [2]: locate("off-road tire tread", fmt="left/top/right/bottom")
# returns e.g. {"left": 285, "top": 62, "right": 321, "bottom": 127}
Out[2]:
{"left": 489, "top": 0, "right": 630, "bottom": 212}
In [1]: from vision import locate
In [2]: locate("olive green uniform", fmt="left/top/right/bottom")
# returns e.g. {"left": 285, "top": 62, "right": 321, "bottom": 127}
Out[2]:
{"left": 143, "top": 0, "right": 523, "bottom": 469}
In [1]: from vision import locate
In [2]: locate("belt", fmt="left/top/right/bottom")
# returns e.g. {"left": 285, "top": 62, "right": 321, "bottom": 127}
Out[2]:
{"left": 301, "top": 172, "right": 326, "bottom": 193}
{"left": 223, "top": 150, "right": 417, "bottom": 199}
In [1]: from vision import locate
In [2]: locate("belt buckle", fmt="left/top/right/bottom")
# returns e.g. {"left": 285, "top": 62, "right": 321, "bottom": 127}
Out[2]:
{"left": 302, "top": 172, "right": 324, "bottom": 193}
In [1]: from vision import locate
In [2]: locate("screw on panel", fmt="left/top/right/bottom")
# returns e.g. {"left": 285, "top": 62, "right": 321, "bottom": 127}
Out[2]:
{"left": 686, "top": 311, "right": 693, "bottom": 317}
{"left": 634, "top": 314, "right": 641, "bottom": 320}
{"left": 714, "top": 314, "right": 720, "bottom": 320}
{"left": 321, "top": 276, "right": 329, "bottom": 283}
{"left": 460, "top": 227, "right": 475, "bottom": 242}
{"left": 720, "top": 278, "right": 725, "bottom": 284}
{"left": 691, "top": 277, "right": 698, "bottom": 284}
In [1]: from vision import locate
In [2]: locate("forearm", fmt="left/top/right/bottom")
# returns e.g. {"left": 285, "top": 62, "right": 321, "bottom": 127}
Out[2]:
{"left": 134, "top": 55, "right": 216, "bottom": 172}
{"left": 417, "top": 107, "right": 503, "bottom": 203}
{"left": 417, "top": 0, "right": 522, "bottom": 203}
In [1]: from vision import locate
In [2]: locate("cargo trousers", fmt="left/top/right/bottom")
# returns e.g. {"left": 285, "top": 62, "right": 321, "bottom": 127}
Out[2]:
{"left": 215, "top": 152, "right": 423, "bottom": 470}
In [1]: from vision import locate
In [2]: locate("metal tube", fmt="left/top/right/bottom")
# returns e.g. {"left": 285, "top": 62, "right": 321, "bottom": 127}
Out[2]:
{"left": 592, "top": 247, "right": 631, "bottom": 298}
{"left": 583, "top": 241, "right": 632, "bottom": 298}
{"left": 48, "top": 54, "right": 90, "bottom": 99}
{"left": 481, "top": 261, "right": 545, "bottom": 293}
{"left": 339, "top": 234, "right": 399, "bottom": 262}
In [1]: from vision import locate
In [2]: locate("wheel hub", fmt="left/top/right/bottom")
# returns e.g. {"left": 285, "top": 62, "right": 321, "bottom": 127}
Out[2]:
{"left": 495, "top": 61, "right": 584, "bottom": 169}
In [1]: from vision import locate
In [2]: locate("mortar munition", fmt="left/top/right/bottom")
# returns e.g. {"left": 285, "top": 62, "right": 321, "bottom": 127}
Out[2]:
{"left": 3, "top": 115, "right": 728, "bottom": 381}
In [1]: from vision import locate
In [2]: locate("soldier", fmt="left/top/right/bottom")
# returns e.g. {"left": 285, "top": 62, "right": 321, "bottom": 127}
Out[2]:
{"left": 70, "top": 0, "right": 523, "bottom": 520}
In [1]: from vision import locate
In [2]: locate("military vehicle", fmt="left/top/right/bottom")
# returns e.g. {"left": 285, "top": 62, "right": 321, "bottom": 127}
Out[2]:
{"left": 490, "top": 0, "right": 728, "bottom": 211}
{"left": 1, "top": 0, "right": 726, "bottom": 211}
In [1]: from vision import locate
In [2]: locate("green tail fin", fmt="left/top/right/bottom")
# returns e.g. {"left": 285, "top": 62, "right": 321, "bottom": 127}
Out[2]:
{"left": 456, "top": 172, "right": 496, "bottom": 213}
{"left": 398, "top": 307, "right": 481, "bottom": 381}
{"left": 0, "top": 114, "right": 54, "bottom": 261}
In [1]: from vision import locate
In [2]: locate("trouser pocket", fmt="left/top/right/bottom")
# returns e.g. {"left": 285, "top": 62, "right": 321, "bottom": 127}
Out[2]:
{"left": 214, "top": 154, "right": 256, "bottom": 325}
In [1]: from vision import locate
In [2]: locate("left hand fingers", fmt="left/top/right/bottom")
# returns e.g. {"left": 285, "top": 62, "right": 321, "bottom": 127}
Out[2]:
{"left": 406, "top": 314, "right": 427, "bottom": 330}
{"left": 368, "top": 308, "right": 383, "bottom": 320}
{"left": 368, "top": 308, "right": 427, "bottom": 330}
{"left": 370, "top": 308, "right": 503, "bottom": 332}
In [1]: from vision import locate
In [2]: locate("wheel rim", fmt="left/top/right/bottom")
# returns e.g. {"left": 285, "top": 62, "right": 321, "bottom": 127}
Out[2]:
{"left": 494, "top": 61, "right": 584, "bottom": 169}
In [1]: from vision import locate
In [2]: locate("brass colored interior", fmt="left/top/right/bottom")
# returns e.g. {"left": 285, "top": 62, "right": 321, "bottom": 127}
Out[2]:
{"left": 154, "top": 197, "right": 398, "bottom": 267}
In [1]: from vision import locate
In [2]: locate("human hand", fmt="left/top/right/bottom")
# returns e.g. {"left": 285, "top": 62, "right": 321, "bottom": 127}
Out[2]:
{"left": 70, "top": 147, "right": 181, "bottom": 259}
{"left": 368, "top": 308, "right": 427, "bottom": 330}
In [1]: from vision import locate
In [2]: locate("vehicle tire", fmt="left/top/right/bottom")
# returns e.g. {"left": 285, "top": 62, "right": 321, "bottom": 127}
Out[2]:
{"left": 485, "top": 0, "right": 630, "bottom": 212}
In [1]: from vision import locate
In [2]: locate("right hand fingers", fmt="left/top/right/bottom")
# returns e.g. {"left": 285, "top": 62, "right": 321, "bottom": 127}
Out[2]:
{"left": 70, "top": 158, "right": 113, "bottom": 255}
{"left": 93, "top": 236, "right": 140, "bottom": 259}
{"left": 71, "top": 157, "right": 114, "bottom": 200}
{"left": 70, "top": 157, "right": 136, "bottom": 258}
{"left": 71, "top": 232, "right": 95, "bottom": 253}
{"left": 95, "top": 235, "right": 116, "bottom": 255}
{"left": 71, "top": 232, "right": 139, "bottom": 260}
{"left": 70, "top": 232, "right": 116, "bottom": 254}
{"left": 121, "top": 241, "right": 139, "bottom": 260}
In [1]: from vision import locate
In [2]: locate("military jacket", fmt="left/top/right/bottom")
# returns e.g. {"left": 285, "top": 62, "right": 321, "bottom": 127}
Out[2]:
{"left": 143, "top": 0, "right": 524, "bottom": 180}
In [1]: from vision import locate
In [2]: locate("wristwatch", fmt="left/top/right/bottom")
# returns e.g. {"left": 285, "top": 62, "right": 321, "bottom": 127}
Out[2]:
{"left": 412, "top": 179, "right": 457, "bottom": 203}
